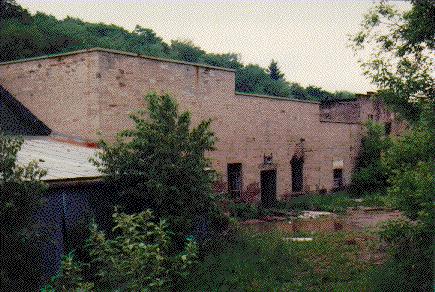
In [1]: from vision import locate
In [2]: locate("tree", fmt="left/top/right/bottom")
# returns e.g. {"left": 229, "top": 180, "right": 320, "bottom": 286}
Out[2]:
{"left": 235, "top": 64, "right": 270, "bottom": 94}
{"left": 201, "top": 52, "right": 243, "bottom": 70}
{"left": 289, "top": 83, "right": 307, "bottom": 100}
{"left": 351, "top": 1, "right": 434, "bottom": 122}
{"left": 169, "top": 39, "right": 206, "bottom": 63}
{"left": 0, "top": 132, "right": 47, "bottom": 290}
{"left": 351, "top": 2, "right": 434, "bottom": 289}
{"left": 93, "top": 92, "right": 225, "bottom": 244}
{"left": 45, "top": 210, "right": 197, "bottom": 291}
{"left": 267, "top": 59, "right": 285, "bottom": 81}
{"left": 0, "top": 0, "right": 30, "bottom": 22}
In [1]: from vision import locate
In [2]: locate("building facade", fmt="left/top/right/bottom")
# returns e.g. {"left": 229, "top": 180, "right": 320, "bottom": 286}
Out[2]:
{"left": 0, "top": 48, "right": 404, "bottom": 205}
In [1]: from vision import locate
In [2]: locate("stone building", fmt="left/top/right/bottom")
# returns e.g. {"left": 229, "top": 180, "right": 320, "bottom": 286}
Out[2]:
{"left": 0, "top": 48, "right": 404, "bottom": 205}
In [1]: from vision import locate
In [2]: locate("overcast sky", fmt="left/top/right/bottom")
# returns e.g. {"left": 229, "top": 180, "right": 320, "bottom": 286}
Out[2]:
{"left": 18, "top": 0, "right": 411, "bottom": 93}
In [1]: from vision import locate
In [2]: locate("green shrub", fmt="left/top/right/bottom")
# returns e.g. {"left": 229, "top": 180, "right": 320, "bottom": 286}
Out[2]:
{"left": 382, "top": 119, "right": 434, "bottom": 224}
{"left": 45, "top": 209, "right": 197, "bottom": 291}
{"left": 0, "top": 132, "right": 47, "bottom": 290}
{"left": 350, "top": 121, "right": 391, "bottom": 197}
{"left": 42, "top": 252, "right": 94, "bottom": 291}
{"left": 93, "top": 92, "right": 226, "bottom": 245}
{"left": 227, "top": 201, "right": 259, "bottom": 220}
{"left": 360, "top": 193, "right": 388, "bottom": 207}
{"left": 366, "top": 219, "right": 433, "bottom": 292}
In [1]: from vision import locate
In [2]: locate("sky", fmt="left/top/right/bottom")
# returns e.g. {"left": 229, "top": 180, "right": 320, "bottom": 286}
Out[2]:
{"left": 17, "top": 0, "right": 411, "bottom": 93}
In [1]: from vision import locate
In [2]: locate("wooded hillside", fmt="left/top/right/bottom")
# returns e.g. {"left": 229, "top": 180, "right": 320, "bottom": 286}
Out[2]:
{"left": 0, "top": 0, "right": 354, "bottom": 102}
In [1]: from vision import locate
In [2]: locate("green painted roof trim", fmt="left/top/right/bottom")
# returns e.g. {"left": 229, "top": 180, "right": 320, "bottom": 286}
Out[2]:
{"left": 0, "top": 47, "right": 237, "bottom": 72}
{"left": 235, "top": 92, "right": 320, "bottom": 104}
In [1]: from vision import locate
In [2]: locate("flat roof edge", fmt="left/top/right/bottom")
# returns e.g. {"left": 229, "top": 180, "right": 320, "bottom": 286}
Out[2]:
{"left": 0, "top": 47, "right": 237, "bottom": 72}
{"left": 319, "top": 119, "right": 361, "bottom": 125}
{"left": 235, "top": 92, "right": 320, "bottom": 104}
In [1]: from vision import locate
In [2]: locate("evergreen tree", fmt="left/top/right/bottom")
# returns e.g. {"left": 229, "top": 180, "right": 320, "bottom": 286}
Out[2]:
{"left": 267, "top": 59, "right": 285, "bottom": 81}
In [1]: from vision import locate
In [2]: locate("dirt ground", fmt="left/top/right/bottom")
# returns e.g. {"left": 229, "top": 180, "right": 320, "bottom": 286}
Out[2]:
{"left": 342, "top": 208, "right": 403, "bottom": 232}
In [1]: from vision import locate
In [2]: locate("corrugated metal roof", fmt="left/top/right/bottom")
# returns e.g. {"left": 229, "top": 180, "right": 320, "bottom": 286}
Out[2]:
{"left": 17, "top": 137, "right": 101, "bottom": 181}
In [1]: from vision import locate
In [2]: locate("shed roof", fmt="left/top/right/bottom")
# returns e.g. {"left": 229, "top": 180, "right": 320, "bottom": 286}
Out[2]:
{"left": 17, "top": 137, "right": 101, "bottom": 182}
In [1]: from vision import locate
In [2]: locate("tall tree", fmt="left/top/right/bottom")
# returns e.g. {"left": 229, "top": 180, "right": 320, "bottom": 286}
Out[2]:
{"left": 351, "top": 0, "right": 434, "bottom": 122}
{"left": 267, "top": 59, "right": 285, "bottom": 81}
{"left": 351, "top": 3, "right": 434, "bottom": 289}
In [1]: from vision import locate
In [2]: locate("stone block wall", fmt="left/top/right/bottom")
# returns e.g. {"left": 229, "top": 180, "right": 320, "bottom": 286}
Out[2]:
{"left": 0, "top": 48, "right": 398, "bottom": 200}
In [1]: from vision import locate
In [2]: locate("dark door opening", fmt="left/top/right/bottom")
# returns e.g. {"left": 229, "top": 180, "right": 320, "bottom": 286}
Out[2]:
{"left": 227, "top": 163, "right": 242, "bottom": 198}
{"left": 291, "top": 157, "right": 304, "bottom": 193}
{"left": 261, "top": 170, "right": 277, "bottom": 208}
{"left": 333, "top": 168, "right": 343, "bottom": 190}
{"left": 385, "top": 122, "right": 392, "bottom": 135}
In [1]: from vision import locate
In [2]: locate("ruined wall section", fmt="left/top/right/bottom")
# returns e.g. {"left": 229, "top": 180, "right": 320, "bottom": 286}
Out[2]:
{"left": 0, "top": 49, "right": 366, "bottom": 198}
{"left": 320, "top": 100, "right": 360, "bottom": 124}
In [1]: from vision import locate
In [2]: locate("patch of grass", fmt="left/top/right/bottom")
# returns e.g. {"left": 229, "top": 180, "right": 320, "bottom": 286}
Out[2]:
{"left": 278, "top": 192, "right": 359, "bottom": 214}
{"left": 182, "top": 228, "right": 372, "bottom": 291}
{"left": 360, "top": 193, "right": 388, "bottom": 208}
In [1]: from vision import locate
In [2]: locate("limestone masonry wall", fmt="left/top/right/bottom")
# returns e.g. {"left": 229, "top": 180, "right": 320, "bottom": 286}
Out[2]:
{"left": 0, "top": 49, "right": 402, "bottom": 200}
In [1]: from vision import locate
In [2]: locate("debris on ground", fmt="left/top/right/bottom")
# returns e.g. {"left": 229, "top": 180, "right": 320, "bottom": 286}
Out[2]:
{"left": 298, "top": 211, "right": 335, "bottom": 219}
{"left": 284, "top": 237, "right": 313, "bottom": 242}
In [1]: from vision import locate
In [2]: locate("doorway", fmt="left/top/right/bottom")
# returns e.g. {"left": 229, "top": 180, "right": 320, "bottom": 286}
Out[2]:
{"left": 261, "top": 170, "right": 277, "bottom": 207}
{"left": 333, "top": 168, "right": 343, "bottom": 190}
{"left": 291, "top": 157, "right": 304, "bottom": 193}
{"left": 227, "top": 163, "right": 243, "bottom": 198}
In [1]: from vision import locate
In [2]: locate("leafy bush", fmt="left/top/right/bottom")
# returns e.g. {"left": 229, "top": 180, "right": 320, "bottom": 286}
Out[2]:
{"left": 359, "top": 193, "right": 388, "bottom": 207}
{"left": 45, "top": 209, "right": 198, "bottom": 291}
{"left": 227, "top": 201, "right": 259, "bottom": 220}
{"left": 382, "top": 117, "right": 434, "bottom": 224}
{"left": 0, "top": 132, "right": 47, "bottom": 290}
{"left": 350, "top": 121, "right": 391, "bottom": 197}
{"left": 366, "top": 219, "right": 433, "bottom": 292}
{"left": 93, "top": 92, "right": 227, "bottom": 245}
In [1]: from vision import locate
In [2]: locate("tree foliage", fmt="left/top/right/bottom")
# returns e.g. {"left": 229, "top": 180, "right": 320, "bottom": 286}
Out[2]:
{"left": 267, "top": 59, "right": 285, "bottom": 81}
{"left": 93, "top": 92, "right": 226, "bottom": 243}
{"left": 352, "top": 2, "right": 434, "bottom": 289}
{"left": 351, "top": 0, "right": 434, "bottom": 122}
{"left": 382, "top": 110, "right": 434, "bottom": 224}
{"left": 350, "top": 121, "right": 391, "bottom": 196}
{"left": 0, "top": 132, "right": 47, "bottom": 290}
{"left": 45, "top": 210, "right": 197, "bottom": 291}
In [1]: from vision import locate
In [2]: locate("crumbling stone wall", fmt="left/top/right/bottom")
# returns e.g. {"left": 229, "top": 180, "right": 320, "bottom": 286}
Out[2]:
{"left": 0, "top": 48, "right": 399, "bottom": 199}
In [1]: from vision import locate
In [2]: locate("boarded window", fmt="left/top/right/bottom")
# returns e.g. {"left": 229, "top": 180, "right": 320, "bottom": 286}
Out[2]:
{"left": 333, "top": 169, "right": 343, "bottom": 189}
{"left": 227, "top": 163, "right": 242, "bottom": 197}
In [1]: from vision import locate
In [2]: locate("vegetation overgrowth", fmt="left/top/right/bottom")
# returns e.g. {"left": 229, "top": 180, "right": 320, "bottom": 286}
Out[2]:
{"left": 350, "top": 1, "right": 434, "bottom": 290}
{"left": 92, "top": 92, "right": 229, "bottom": 246}
{"left": 0, "top": 0, "right": 433, "bottom": 290}
{"left": 0, "top": 132, "right": 47, "bottom": 290}
{"left": 43, "top": 210, "right": 198, "bottom": 291}
{"left": 182, "top": 228, "right": 377, "bottom": 291}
